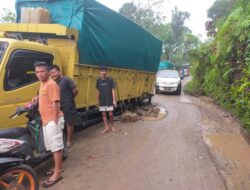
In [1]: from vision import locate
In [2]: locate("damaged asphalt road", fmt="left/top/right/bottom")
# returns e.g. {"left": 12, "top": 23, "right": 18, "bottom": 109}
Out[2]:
{"left": 38, "top": 77, "right": 250, "bottom": 190}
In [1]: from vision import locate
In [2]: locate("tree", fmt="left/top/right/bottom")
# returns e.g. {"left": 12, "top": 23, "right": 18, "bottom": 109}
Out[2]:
{"left": 134, "top": 7, "right": 159, "bottom": 31}
{"left": 205, "top": 20, "right": 217, "bottom": 37}
{"left": 206, "top": 0, "right": 235, "bottom": 37}
{"left": 170, "top": 7, "right": 190, "bottom": 44}
{"left": 151, "top": 23, "right": 171, "bottom": 41}
{"left": 164, "top": 7, "right": 191, "bottom": 62}
{"left": 0, "top": 8, "right": 16, "bottom": 23}
{"left": 119, "top": 1, "right": 164, "bottom": 34}
{"left": 207, "top": 0, "right": 233, "bottom": 21}
{"left": 188, "top": 0, "right": 250, "bottom": 128}
{"left": 119, "top": 1, "right": 200, "bottom": 65}
{"left": 119, "top": 2, "right": 137, "bottom": 21}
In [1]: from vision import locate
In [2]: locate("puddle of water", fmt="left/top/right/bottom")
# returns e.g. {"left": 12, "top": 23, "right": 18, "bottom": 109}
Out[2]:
{"left": 179, "top": 96, "right": 192, "bottom": 104}
{"left": 206, "top": 133, "right": 250, "bottom": 171}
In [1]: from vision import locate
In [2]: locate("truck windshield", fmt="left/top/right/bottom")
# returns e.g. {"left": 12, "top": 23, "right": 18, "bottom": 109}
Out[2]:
{"left": 0, "top": 42, "right": 8, "bottom": 64}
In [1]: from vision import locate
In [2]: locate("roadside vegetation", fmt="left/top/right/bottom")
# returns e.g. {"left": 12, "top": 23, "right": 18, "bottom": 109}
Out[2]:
{"left": 186, "top": 0, "right": 250, "bottom": 129}
{"left": 120, "top": 0, "right": 249, "bottom": 129}
{"left": 0, "top": 8, "right": 15, "bottom": 23}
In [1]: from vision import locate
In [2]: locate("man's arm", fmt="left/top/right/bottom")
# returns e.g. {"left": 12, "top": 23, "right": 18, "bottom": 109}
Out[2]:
{"left": 48, "top": 83, "right": 61, "bottom": 124}
{"left": 111, "top": 79, "right": 116, "bottom": 107}
{"left": 96, "top": 79, "right": 100, "bottom": 106}
{"left": 66, "top": 77, "right": 78, "bottom": 98}
{"left": 96, "top": 90, "right": 100, "bottom": 106}
{"left": 112, "top": 88, "right": 117, "bottom": 107}
{"left": 52, "top": 101, "right": 60, "bottom": 124}
{"left": 32, "top": 95, "right": 39, "bottom": 105}
{"left": 73, "top": 87, "right": 78, "bottom": 97}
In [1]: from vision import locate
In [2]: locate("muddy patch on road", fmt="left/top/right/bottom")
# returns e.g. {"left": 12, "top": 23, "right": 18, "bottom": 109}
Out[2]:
{"left": 206, "top": 133, "right": 250, "bottom": 171}
{"left": 193, "top": 96, "right": 250, "bottom": 190}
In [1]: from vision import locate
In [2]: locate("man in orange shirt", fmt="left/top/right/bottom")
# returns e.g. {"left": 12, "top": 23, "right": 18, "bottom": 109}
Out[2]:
{"left": 34, "top": 62, "right": 64, "bottom": 188}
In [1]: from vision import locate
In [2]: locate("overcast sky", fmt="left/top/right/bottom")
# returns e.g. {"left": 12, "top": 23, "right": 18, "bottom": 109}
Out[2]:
{"left": 0, "top": 0, "right": 215, "bottom": 38}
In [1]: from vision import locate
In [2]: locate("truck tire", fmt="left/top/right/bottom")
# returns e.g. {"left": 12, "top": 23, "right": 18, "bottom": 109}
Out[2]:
{"left": 176, "top": 88, "right": 181, "bottom": 95}
{"left": 176, "top": 83, "right": 182, "bottom": 95}
{"left": 155, "top": 88, "right": 159, "bottom": 94}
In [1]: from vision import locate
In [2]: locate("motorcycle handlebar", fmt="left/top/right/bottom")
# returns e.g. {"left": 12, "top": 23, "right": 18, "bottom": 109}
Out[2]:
{"left": 9, "top": 106, "right": 29, "bottom": 119}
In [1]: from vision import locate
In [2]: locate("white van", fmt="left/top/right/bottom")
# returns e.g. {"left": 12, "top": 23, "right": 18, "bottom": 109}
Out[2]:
{"left": 155, "top": 70, "right": 182, "bottom": 95}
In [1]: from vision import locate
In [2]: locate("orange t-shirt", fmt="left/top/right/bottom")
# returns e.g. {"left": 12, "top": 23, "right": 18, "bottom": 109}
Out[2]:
{"left": 39, "top": 79, "right": 63, "bottom": 125}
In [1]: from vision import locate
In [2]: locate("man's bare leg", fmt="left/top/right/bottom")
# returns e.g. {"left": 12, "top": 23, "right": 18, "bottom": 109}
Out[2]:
{"left": 67, "top": 123, "right": 74, "bottom": 146}
{"left": 50, "top": 150, "right": 63, "bottom": 181}
{"left": 109, "top": 111, "right": 116, "bottom": 132}
{"left": 101, "top": 112, "right": 109, "bottom": 133}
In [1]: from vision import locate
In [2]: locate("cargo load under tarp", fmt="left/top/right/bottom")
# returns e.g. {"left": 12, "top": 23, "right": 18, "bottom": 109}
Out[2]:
{"left": 15, "top": 0, "right": 162, "bottom": 73}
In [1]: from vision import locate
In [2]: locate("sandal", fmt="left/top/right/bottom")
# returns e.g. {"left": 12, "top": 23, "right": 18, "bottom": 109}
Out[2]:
{"left": 44, "top": 169, "right": 64, "bottom": 176}
{"left": 42, "top": 176, "right": 63, "bottom": 188}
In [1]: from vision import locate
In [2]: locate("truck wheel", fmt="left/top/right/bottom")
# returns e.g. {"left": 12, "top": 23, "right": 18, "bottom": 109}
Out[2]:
{"left": 176, "top": 88, "right": 181, "bottom": 95}
{"left": 148, "top": 96, "right": 152, "bottom": 104}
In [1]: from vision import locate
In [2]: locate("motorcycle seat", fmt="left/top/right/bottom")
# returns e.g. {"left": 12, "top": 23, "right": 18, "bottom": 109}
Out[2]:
{"left": 0, "top": 127, "right": 27, "bottom": 139}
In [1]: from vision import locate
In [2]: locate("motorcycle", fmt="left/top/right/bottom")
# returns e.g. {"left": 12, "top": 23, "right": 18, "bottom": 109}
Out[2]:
{"left": 0, "top": 138, "right": 39, "bottom": 190}
{"left": 0, "top": 102, "right": 68, "bottom": 167}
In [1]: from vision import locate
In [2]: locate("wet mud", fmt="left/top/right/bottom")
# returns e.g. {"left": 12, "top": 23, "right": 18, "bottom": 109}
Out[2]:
{"left": 194, "top": 96, "right": 250, "bottom": 190}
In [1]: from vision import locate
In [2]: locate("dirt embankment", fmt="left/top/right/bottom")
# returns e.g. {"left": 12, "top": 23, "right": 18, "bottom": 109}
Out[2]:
{"left": 193, "top": 96, "right": 250, "bottom": 190}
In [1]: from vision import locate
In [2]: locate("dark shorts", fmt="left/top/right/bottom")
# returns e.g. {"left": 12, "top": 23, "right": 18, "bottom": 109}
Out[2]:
{"left": 61, "top": 106, "right": 77, "bottom": 125}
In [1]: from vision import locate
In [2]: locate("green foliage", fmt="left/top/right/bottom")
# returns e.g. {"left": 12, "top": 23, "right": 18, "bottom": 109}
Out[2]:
{"left": 207, "top": 0, "right": 233, "bottom": 21}
{"left": 170, "top": 7, "right": 190, "bottom": 41}
{"left": 119, "top": 1, "right": 200, "bottom": 65}
{"left": 151, "top": 23, "right": 171, "bottom": 41}
{"left": 185, "top": 61, "right": 205, "bottom": 95}
{"left": 119, "top": 2, "right": 137, "bottom": 21}
{"left": 206, "top": 0, "right": 235, "bottom": 37}
{"left": 164, "top": 7, "right": 199, "bottom": 64}
{"left": 189, "top": 0, "right": 250, "bottom": 129}
{"left": 119, "top": 1, "right": 164, "bottom": 34}
{"left": 0, "top": 8, "right": 16, "bottom": 23}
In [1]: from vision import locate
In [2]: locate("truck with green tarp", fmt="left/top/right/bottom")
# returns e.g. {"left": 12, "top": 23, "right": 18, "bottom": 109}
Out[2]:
{"left": 0, "top": 0, "right": 162, "bottom": 129}
{"left": 16, "top": 0, "right": 162, "bottom": 72}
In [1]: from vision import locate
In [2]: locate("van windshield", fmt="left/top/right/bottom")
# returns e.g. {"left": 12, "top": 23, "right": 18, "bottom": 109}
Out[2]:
{"left": 157, "top": 70, "right": 179, "bottom": 78}
{"left": 0, "top": 42, "right": 8, "bottom": 64}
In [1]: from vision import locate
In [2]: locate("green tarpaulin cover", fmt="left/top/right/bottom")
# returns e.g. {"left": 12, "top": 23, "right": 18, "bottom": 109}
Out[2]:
{"left": 15, "top": 0, "right": 162, "bottom": 72}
